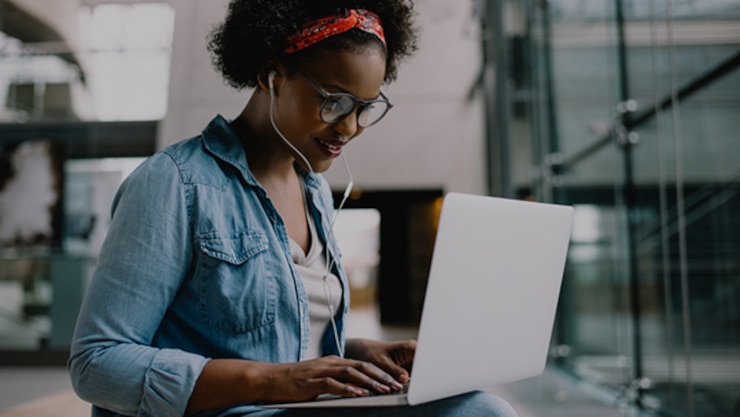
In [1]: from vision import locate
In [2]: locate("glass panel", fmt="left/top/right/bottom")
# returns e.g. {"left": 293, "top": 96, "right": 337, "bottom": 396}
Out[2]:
{"left": 0, "top": 2, "right": 168, "bottom": 361}
{"left": 623, "top": 2, "right": 740, "bottom": 415}
{"left": 0, "top": 155, "right": 145, "bottom": 352}
{"left": 530, "top": 0, "right": 740, "bottom": 416}
{"left": 627, "top": 46, "right": 740, "bottom": 417}
{"left": 540, "top": 0, "right": 638, "bottom": 398}
{"left": 0, "top": 140, "right": 61, "bottom": 350}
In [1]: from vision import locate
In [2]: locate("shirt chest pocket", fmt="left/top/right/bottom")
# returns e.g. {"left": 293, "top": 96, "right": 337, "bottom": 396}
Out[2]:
{"left": 196, "top": 230, "right": 277, "bottom": 333}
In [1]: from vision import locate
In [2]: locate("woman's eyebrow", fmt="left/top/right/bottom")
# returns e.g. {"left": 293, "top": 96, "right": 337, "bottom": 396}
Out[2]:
{"left": 318, "top": 81, "right": 349, "bottom": 94}
{"left": 326, "top": 84, "right": 382, "bottom": 101}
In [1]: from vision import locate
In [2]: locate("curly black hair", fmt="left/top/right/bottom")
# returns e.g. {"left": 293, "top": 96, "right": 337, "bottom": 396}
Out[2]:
{"left": 207, "top": 0, "right": 419, "bottom": 90}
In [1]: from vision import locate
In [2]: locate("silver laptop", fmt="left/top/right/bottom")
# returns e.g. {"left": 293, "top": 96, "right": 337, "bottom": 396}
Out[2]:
{"left": 263, "top": 192, "right": 574, "bottom": 408}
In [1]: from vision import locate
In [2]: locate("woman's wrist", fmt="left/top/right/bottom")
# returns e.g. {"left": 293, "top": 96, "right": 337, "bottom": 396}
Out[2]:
{"left": 343, "top": 337, "right": 366, "bottom": 359}
{"left": 187, "top": 359, "right": 274, "bottom": 412}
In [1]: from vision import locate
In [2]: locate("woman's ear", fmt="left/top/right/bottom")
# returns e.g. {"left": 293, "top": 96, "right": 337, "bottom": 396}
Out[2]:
{"left": 257, "top": 64, "right": 283, "bottom": 94}
{"left": 256, "top": 71, "right": 271, "bottom": 92}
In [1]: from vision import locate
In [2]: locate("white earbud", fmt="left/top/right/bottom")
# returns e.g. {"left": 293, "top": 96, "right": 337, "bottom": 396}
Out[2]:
{"left": 268, "top": 70, "right": 276, "bottom": 97}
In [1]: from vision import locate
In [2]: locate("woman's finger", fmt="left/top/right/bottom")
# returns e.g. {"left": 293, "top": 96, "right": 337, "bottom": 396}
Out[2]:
{"left": 328, "top": 360, "right": 401, "bottom": 394}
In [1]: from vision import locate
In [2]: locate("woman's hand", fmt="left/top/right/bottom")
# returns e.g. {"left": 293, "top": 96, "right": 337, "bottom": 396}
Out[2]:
{"left": 187, "top": 340, "right": 416, "bottom": 411}
{"left": 256, "top": 355, "right": 407, "bottom": 403}
{"left": 344, "top": 338, "right": 416, "bottom": 387}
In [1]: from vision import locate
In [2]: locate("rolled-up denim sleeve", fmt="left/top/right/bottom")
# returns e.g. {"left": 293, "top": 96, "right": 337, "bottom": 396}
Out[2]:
{"left": 68, "top": 151, "right": 208, "bottom": 417}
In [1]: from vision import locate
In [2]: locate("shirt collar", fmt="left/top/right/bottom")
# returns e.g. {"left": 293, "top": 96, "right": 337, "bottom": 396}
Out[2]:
{"left": 200, "top": 114, "right": 254, "bottom": 183}
{"left": 201, "top": 114, "right": 322, "bottom": 191}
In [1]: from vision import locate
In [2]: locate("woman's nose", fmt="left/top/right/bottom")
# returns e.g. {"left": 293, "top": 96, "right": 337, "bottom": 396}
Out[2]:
{"left": 332, "top": 110, "right": 361, "bottom": 138}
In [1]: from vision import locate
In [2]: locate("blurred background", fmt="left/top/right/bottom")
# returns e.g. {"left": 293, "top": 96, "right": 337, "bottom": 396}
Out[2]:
{"left": 0, "top": 1, "right": 739, "bottom": 416}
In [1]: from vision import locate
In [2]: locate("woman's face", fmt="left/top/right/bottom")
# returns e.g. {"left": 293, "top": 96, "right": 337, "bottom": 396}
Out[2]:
{"left": 271, "top": 46, "right": 387, "bottom": 173}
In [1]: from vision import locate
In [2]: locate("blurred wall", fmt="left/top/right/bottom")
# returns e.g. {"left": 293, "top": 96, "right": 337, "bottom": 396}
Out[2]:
{"left": 158, "top": 0, "right": 487, "bottom": 194}
{"left": 5, "top": 0, "right": 82, "bottom": 51}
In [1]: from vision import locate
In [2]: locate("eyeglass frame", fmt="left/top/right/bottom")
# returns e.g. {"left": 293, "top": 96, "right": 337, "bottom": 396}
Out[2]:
{"left": 297, "top": 70, "right": 393, "bottom": 128}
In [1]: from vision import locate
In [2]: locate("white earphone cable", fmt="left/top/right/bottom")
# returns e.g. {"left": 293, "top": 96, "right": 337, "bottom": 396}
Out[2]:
{"left": 322, "top": 152, "right": 353, "bottom": 358}
{"left": 269, "top": 73, "right": 353, "bottom": 358}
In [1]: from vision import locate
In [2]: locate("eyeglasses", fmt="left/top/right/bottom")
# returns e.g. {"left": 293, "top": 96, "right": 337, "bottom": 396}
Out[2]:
{"left": 298, "top": 70, "right": 393, "bottom": 128}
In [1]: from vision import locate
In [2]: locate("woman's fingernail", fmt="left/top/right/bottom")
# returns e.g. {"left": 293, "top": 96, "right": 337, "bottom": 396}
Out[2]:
{"left": 374, "top": 381, "right": 390, "bottom": 393}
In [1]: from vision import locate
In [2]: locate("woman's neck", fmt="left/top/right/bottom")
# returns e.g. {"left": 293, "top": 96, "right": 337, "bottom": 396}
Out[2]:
{"left": 232, "top": 91, "right": 297, "bottom": 185}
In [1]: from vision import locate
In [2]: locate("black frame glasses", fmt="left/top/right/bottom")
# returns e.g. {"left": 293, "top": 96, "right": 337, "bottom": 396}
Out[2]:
{"left": 298, "top": 70, "right": 393, "bottom": 128}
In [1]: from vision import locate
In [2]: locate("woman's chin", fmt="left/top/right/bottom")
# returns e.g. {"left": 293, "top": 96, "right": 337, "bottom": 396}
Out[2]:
{"left": 312, "top": 160, "right": 334, "bottom": 173}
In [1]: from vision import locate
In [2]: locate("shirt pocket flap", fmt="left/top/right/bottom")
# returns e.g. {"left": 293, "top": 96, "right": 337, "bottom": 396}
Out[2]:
{"left": 198, "top": 230, "right": 268, "bottom": 265}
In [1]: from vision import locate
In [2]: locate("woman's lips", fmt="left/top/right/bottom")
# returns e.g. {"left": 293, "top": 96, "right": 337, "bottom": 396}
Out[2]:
{"left": 316, "top": 137, "right": 344, "bottom": 158}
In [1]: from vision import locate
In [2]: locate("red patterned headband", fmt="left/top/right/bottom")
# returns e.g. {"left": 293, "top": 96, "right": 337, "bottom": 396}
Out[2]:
{"left": 285, "top": 9, "right": 386, "bottom": 54}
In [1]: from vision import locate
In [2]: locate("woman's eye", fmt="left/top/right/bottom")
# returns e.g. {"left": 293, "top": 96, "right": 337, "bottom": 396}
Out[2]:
{"left": 326, "top": 99, "right": 342, "bottom": 112}
{"left": 328, "top": 97, "right": 354, "bottom": 116}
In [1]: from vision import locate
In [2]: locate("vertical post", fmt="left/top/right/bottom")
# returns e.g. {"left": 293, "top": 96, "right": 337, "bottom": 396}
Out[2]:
{"left": 538, "top": 0, "right": 571, "bottom": 356}
{"left": 615, "top": 0, "right": 645, "bottom": 405}
{"left": 482, "top": 0, "right": 512, "bottom": 197}
{"left": 542, "top": 1, "right": 559, "bottom": 171}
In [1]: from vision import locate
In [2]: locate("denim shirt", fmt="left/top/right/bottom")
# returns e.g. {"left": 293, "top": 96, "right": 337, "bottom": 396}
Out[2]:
{"left": 68, "top": 115, "right": 349, "bottom": 417}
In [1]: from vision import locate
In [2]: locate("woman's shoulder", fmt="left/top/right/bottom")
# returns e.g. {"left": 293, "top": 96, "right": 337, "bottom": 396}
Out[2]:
{"left": 160, "top": 134, "right": 209, "bottom": 170}
{"left": 126, "top": 137, "right": 202, "bottom": 182}
{"left": 138, "top": 121, "right": 233, "bottom": 185}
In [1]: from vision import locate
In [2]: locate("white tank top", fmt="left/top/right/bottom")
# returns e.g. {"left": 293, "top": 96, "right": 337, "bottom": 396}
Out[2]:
{"left": 288, "top": 208, "right": 343, "bottom": 360}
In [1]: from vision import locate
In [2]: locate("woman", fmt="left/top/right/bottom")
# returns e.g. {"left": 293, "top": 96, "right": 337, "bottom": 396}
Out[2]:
{"left": 68, "top": 1, "right": 518, "bottom": 416}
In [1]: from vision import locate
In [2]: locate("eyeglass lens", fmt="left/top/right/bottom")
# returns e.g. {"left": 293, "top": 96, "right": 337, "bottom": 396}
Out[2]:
{"left": 298, "top": 70, "right": 391, "bottom": 128}
{"left": 321, "top": 96, "right": 390, "bottom": 128}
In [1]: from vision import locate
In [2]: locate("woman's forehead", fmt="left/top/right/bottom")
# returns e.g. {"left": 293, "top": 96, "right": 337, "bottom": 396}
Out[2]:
{"left": 300, "top": 48, "right": 387, "bottom": 97}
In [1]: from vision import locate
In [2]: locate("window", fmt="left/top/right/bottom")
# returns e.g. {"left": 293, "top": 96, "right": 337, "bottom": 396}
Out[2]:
{"left": 78, "top": 3, "right": 175, "bottom": 120}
